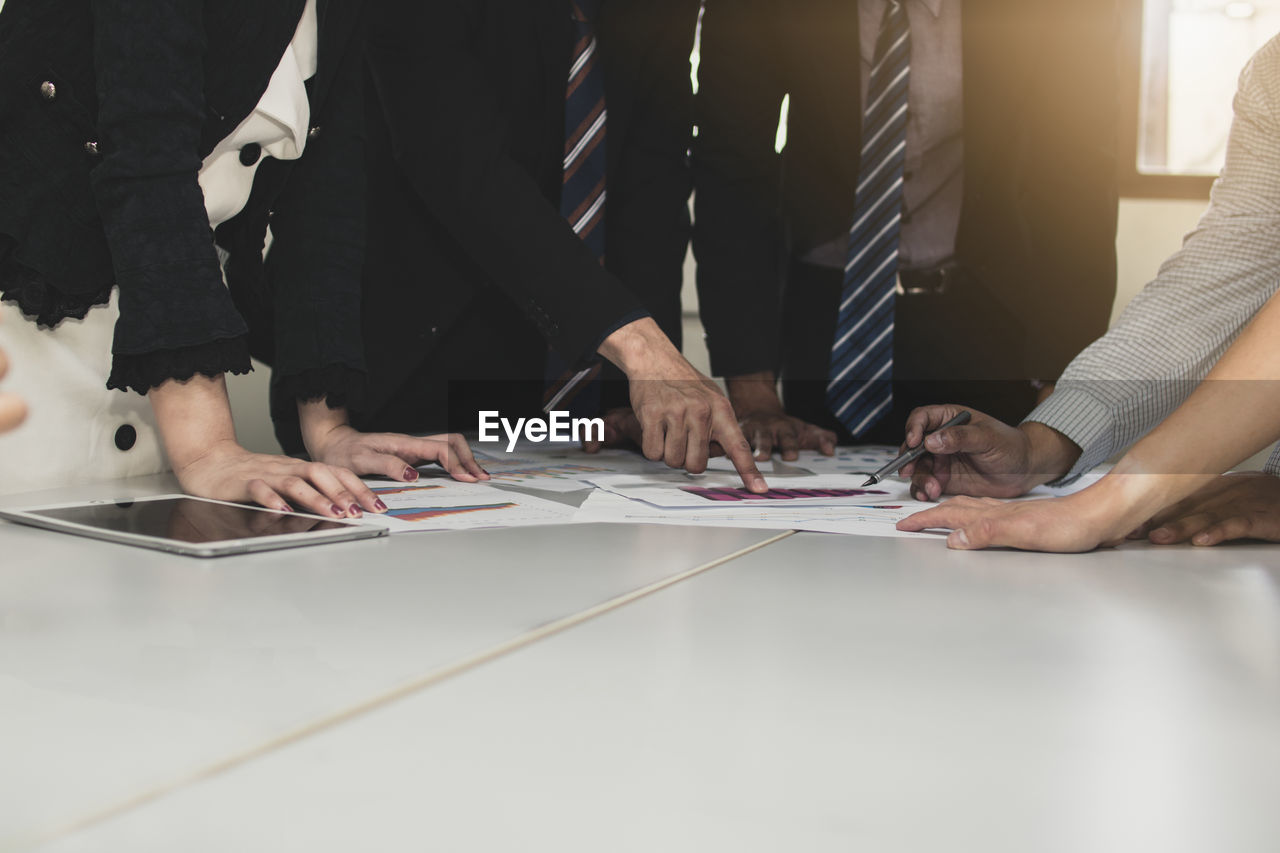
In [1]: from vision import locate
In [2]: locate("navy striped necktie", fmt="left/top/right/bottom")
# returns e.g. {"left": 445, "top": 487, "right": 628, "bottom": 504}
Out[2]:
{"left": 826, "top": 0, "right": 910, "bottom": 437}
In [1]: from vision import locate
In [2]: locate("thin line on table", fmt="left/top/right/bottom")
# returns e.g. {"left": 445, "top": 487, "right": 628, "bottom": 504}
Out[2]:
{"left": 24, "top": 530, "right": 796, "bottom": 851}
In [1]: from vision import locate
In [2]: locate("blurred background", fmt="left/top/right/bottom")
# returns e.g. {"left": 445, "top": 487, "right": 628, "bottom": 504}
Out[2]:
{"left": 218, "top": 1, "right": 1280, "bottom": 458}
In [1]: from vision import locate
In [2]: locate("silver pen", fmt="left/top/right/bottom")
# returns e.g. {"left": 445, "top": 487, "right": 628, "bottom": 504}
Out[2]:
{"left": 861, "top": 410, "right": 971, "bottom": 487}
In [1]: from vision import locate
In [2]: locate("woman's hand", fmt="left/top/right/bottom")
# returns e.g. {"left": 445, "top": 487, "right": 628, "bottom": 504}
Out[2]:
{"left": 1138, "top": 472, "right": 1280, "bottom": 546}
{"left": 298, "top": 401, "right": 488, "bottom": 483}
{"left": 173, "top": 439, "right": 385, "bottom": 518}
{"left": 0, "top": 333, "right": 28, "bottom": 434}
{"left": 150, "top": 374, "right": 384, "bottom": 517}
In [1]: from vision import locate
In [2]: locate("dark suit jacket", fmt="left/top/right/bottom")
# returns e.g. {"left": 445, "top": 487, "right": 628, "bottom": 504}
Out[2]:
{"left": 0, "top": 0, "right": 366, "bottom": 402}
{"left": 356, "top": 0, "right": 697, "bottom": 424}
{"left": 693, "top": 0, "right": 1119, "bottom": 381}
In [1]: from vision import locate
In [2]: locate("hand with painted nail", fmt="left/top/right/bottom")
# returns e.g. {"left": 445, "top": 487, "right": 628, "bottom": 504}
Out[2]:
{"left": 898, "top": 404, "right": 1081, "bottom": 500}
{"left": 298, "top": 400, "right": 488, "bottom": 486}
{"left": 149, "top": 374, "right": 387, "bottom": 519}
{"left": 1138, "top": 472, "right": 1280, "bottom": 546}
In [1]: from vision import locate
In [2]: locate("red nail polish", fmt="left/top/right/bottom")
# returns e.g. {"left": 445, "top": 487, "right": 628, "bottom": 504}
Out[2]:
{"left": 347, "top": 505, "right": 360, "bottom": 516}
{"left": 280, "top": 504, "right": 293, "bottom": 513}
{"left": 331, "top": 505, "right": 344, "bottom": 516}
{"left": 404, "top": 467, "right": 419, "bottom": 481}
{"left": 374, "top": 499, "right": 388, "bottom": 511}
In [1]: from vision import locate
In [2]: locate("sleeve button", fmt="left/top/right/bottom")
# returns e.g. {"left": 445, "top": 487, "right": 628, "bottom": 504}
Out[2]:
{"left": 84, "top": 140, "right": 100, "bottom": 156}
{"left": 307, "top": 125, "right": 322, "bottom": 140}
{"left": 39, "top": 81, "right": 56, "bottom": 101}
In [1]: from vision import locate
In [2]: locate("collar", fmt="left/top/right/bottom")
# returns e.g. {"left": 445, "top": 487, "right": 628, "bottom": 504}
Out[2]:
{"left": 919, "top": 0, "right": 944, "bottom": 18}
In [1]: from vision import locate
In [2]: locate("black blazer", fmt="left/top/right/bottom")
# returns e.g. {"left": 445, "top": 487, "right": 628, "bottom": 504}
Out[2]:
{"left": 358, "top": 0, "right": 697, "bottom": 419}
{"left": 0, "top": 0, "right": 366, "bottom": 403}
{"left": 693, "top": 0, "right": 1120, "bottom": 380}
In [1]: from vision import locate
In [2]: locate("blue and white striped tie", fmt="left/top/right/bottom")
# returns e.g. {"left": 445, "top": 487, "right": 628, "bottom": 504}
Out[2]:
{"left": 827, "top": 1, "right": 910, "bottom": 437}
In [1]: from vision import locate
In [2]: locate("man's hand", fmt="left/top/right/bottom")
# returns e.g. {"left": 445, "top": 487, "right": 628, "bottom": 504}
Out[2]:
{"left": 299, "top": 402, "right": 489, "bottom": 484}
{"left": 597, "top": 318, "right": 767, "bottom": 492}
{"left": 896, "top": 492, "right": 1131, "bottom": 553}
{"left": 1138, "top": 471, "right": 1280, "bottom": 546}
{"left": 727, "top": 371, "right": 836, "bottom": 461}
{"left": 899, "top": 405, "right": 1081, "bottom": 500}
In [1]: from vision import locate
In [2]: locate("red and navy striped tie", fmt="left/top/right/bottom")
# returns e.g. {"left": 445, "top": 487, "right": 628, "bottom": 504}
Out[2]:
{"left": 827, "top": 0, "right": 910, "bottom": 437}
{"left": 563, "top": 0, "right": 607, "bottom": 259}
{"left": 543, "top": 0, "right": 608, "bottom": 413}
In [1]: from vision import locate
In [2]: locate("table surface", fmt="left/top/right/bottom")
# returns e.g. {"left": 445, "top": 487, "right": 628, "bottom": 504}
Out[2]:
{"left": 3, "top": 475, "right": 1279, "bottom": 852}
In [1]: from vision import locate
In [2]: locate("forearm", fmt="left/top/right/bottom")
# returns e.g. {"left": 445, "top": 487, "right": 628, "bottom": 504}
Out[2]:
{"left": 1090, "top": 290, "right": 1280, "bottom": 523}
{"left": 148, "top": 374, "right": 238, "bottom": 468}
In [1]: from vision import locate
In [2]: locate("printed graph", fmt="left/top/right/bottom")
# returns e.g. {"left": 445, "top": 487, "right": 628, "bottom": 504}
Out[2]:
{"left": 486, "top": 463, "right": 611, "bottom": 481}
{"left": 386, "top": 502, "right": 518, "bottom": 522}
{"left": 371, "top": 484, "right": 445, "bottom": 497}
{"left": 681, "top": 486, "right": 890, "bottom": 502}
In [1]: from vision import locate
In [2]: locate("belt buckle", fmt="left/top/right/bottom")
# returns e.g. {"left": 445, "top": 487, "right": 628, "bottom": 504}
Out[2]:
{"left": 895, "top": 266, "right": 954, "bottom": 297}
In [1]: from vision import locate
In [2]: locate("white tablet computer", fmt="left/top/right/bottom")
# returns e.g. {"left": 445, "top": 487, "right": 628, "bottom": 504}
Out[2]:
{"left": 0, "top": 494, "right": 387, "bottom": 557}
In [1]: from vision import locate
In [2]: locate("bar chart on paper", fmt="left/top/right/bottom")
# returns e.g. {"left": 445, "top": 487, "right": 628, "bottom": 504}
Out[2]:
{"left": 362, "top": 482, "right": 578, "bottom": 532}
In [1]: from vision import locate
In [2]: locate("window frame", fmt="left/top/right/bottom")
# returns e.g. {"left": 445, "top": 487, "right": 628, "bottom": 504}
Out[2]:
{"left": 1119, "top": 0, "right": 1216, "bottom": 199}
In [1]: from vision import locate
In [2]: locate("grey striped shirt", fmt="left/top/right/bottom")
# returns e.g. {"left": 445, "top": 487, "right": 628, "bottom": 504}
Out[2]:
{"left": 1026, "top": 34, "right": 1280, "bottom": 483}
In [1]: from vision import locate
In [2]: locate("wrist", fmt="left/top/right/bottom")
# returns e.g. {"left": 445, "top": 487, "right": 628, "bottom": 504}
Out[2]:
{"left": 1019, "top": 421, "right": 1081, "bottom": 487}
{"left": 598, "top": 317, "right": 682, "bottom": 377}
{"left": 298, "top": 400, "right": 353, "bottom": 457}
{"left": 726, "top": 372, "right": 783, "bottom": 415}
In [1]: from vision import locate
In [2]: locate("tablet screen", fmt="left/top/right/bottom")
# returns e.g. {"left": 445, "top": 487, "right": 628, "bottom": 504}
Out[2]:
{"left": 28, "top": 498, "right": 350, "bottom": 544}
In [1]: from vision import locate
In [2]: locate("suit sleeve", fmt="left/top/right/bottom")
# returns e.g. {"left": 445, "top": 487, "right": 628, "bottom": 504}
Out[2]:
{"left": 365, "top": 0, "right": 647, "bottom": 366}
{"left": 262, "top": 11, "right": 369, "bottom": 410}
{"left": 600, "top": 0, "right": 698, "bottom": 346}
{"left": 691, "top": 0, "right": 787, "bottom": 378}
{"left": 90, "top": 0, "right": 252, "bottom": 393}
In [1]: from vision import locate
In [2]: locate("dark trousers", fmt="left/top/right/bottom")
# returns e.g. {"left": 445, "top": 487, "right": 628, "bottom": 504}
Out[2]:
{"left": 780, "top": 261, "right": 1039, "bottom": 445}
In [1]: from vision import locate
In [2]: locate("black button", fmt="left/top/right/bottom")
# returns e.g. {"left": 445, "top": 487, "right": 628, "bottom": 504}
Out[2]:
{"left": 239, "top": 143, "right": 262, "bottom": 166}
{"left": 114, "top": 424, "right": 137, "bottom": 452}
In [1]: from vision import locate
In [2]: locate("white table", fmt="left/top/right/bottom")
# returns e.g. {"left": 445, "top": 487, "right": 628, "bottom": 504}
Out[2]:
{"left": 5, "top": 477, "right": 1279, "bottom": 852}
{"left": 0, "top": 475, "right": 786, "bottom": 849}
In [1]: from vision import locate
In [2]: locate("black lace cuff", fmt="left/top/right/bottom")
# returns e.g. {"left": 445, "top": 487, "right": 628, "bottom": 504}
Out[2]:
{"left": 107, "top": 336, "right": 253, "bottom": 395}
{"left": 0, "top": 252, "right": 112, "bottom": 328}
{"left": 272, "top": 363, "right": 366, "bottom": 411}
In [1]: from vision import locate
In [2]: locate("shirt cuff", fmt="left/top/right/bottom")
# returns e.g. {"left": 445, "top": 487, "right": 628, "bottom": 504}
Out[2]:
{"left": 1263, "top": 445, "right": 1280, "bottom": 477}
{"left": 1022, "top": 385, "right": 1118, "bottom": 486}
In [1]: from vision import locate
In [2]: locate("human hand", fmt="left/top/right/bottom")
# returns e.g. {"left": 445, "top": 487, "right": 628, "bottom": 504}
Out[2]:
{"left": 299, "top": 402, "right": 488, "bottom": 484}
{"left": 1137, "top": 471, "right": 1280, "bottom": 546}
{"left": 895, "top": 492, "right": 1131, "bottom": 553}
{"left": 0, "top": 335, "right": 27, "bottom": 434}
{"left": 899, "top": 405, "right": 1081, "bottom": 500}
{"left": 727, "top": 371, "right": 836, "bottom": 461}
{"left": 598, "top": 318, "right": 766, "bottom": 492}
{"left": 173, "top": 439, "right": 385, "bottom": 519}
